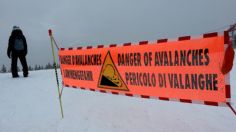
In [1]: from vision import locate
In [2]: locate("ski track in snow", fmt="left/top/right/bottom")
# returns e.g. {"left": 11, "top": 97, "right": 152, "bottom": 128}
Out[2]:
{"left": 0, "top": 55, "right": 236, "bottom": 132}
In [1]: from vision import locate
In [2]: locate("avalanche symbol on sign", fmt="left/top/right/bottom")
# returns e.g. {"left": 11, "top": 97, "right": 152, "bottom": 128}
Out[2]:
{"left": 98, "top": 51, "right": 129, "bottom": 91}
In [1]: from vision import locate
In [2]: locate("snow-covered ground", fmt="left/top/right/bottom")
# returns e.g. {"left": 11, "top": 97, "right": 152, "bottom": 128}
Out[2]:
{"left": 0, "top": 58, "right": 236, "bottom": 132}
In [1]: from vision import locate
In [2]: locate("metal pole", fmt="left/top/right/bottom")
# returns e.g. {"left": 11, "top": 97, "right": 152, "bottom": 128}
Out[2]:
{"left": 49, "top": 29, "right": 64, "bottom": 118}
{"left": 231, "top": 26, "right": 236, "bottom": 48}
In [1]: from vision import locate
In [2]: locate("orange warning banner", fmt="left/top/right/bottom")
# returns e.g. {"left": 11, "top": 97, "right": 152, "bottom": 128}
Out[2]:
{"left": 59, "top": 34, "right": 230, "bottom": 104}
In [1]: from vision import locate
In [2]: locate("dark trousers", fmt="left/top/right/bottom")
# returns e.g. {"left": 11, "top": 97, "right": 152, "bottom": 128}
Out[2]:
{"left": 11, "top": 54, "right": 28, "bottom": 76}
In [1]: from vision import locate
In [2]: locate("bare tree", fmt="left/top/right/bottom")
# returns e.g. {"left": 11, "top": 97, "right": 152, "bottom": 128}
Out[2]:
{"left": 45, "top": 62, "right": 53, "bottom": 69}
{"left": 0, "top": 64, "right": 7, "bottom": 73}
{"left": 28, "top": 66, "right": 33, "bottom": 71}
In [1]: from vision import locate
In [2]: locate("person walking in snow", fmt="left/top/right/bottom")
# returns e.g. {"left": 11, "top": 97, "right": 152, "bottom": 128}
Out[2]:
{"left": 7, "top": 26, "right": 29, "bottom": 78}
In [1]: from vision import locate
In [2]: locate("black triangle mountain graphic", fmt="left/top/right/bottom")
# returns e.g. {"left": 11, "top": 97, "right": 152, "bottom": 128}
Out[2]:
{"left": 100, "top": 75, "right": 118, "bottom": 87}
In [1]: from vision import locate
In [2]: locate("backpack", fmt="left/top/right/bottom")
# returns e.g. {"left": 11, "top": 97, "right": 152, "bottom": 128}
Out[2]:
{"left": 13, "top": 38, "right": 24, "bottom": 51}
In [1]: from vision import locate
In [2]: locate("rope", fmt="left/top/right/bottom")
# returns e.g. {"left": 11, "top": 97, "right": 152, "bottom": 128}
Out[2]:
{"left": 226, "top": 103, "right": 236, "bottom": 116}
{"left": 52, "top": 37, "right": 60, "bottom": 50}
{"left": 205, "top": 24, "right": 229, "bottom": 33}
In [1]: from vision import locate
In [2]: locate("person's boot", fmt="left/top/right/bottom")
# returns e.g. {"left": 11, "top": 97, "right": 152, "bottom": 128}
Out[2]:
{"left": 12, "top": 74, "right": 19, "bottom": 78}
{"left": 23, "top": 73, "right": 28, "bottom": 77}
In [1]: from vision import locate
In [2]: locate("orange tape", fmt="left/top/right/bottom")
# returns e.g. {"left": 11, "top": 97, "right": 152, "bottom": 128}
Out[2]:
{"left": 59, "top": 34, "right": 230, "bottom": 104}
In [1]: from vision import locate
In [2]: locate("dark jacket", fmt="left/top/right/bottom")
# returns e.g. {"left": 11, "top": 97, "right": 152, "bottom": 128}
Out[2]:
{"left": 7, "top": 30, "right": 27, "bottom": 57}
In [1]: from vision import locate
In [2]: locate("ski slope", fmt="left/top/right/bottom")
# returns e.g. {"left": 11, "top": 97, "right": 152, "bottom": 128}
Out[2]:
{"left": 0, "top": 59, "right": 236, "bottom": 132}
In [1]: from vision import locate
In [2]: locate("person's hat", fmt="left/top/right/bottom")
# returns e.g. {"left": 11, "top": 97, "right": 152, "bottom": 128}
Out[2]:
{"left": 12, "top": 25, "right": 20, "bottom": 31}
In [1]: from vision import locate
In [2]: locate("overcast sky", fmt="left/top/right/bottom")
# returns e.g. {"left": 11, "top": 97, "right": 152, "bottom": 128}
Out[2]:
{"left": 1, "top": 0, "right": 236, "bottom": 68}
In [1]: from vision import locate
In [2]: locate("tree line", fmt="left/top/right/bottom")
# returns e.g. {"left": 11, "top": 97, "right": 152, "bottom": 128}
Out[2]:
{"left": 0, "top": 63, "right": 60, "bottom": 73}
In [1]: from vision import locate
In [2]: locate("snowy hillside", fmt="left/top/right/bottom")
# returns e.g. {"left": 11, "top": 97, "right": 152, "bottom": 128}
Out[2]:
{"left": 0, "top": 61, "right": 236, "bottom": 131}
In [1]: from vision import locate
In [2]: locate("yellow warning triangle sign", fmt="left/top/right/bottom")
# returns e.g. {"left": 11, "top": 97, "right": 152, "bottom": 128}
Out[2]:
{"left": 98, "top": 51, "right": 129, "bottom": 91}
